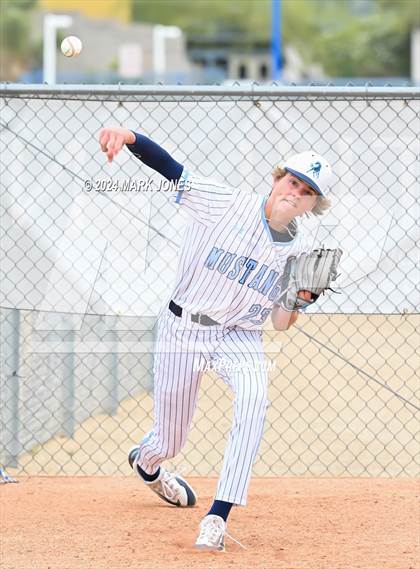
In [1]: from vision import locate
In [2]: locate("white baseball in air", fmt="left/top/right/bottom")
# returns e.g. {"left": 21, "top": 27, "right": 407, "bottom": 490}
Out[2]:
{"left": 61, "top": 36, "right": 82, "bottom": 57}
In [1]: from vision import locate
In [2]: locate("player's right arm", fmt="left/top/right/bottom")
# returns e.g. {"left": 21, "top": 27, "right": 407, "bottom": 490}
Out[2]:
{"left": 99, "top": 127, "right": 233, "bottom": 225}
{"left": 99, "top": 127, "right": 183, "bottom": 181}
{"left": 99, "top": 127, "right": 135, "bottom": 162}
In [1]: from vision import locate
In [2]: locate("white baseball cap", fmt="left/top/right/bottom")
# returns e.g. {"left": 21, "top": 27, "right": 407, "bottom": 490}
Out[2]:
{"left": 283, "top": 151, "right": 332, "bottom": 197}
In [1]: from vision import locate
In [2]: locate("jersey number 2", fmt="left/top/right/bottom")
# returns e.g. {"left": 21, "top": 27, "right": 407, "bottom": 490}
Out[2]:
{"left": 238, "top": 304, "right": 271, "bottom": 325}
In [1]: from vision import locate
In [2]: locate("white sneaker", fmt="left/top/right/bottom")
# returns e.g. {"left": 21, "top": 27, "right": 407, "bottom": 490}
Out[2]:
{"left": 128, "top": 445, "right": 196, "bottom": 507}
{"left": 194, "top": 514, "right": 226, "bottom": 551}
{"left": 146, "top": 467, "right": 197, "bottom": 507}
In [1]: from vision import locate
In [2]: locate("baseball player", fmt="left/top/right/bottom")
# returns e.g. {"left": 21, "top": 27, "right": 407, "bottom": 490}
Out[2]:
{"left": 99, "top": 126, "right": 336, "bottom": 551}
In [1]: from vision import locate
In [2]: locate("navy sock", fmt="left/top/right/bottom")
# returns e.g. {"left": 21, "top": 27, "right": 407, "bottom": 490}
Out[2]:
{"left": 207, "top": 500, "right": 234, "bottom": 522}
{"left": 137, "top": 465, "right": 160, "bottom": 482}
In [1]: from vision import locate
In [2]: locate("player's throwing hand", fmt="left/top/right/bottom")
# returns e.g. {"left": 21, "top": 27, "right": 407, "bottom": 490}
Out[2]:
{"left": 99, "top": 127, "right": 135, "bottom": 162}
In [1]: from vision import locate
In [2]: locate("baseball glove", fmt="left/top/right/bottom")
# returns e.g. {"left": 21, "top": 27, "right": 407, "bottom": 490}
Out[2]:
{"left": 276, "top": 248, "right": 342, "bottom": 311}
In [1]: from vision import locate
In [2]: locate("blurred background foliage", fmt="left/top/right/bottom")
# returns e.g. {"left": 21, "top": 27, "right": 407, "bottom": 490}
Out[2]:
{"left": 0, "top": 0, "right": 418, "bottom": 79}
{"left": 1, "top": 0, "right": 38, "bottom": 54}
{"left": 0, "top": 0, "right": 41, "bottom": 78}
{"left": 132, "top": 0, "right": 419, "bottom": 77}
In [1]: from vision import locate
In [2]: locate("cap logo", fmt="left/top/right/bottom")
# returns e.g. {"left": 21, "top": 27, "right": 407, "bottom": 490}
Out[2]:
{"left": 307, "top": 161, "right": 321, "bottom": 178}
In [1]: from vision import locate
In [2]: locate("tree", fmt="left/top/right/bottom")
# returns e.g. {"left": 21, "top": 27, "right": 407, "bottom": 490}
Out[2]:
{"left": 132, "top": 0, "right": 269, "bottom": 41}
{"left": 313, "top": 0, "right": 418, "bottom": 77}
{"left": 131, "top": 0, "right": 418, "bottom": 78}
{"left": 0, "top": 0, "right": 39, "bottom": 80}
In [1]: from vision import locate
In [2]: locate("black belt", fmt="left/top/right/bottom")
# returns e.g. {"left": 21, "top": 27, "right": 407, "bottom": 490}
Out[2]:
{"left": 169, "top": 300, "right": 220, "bottom": 326}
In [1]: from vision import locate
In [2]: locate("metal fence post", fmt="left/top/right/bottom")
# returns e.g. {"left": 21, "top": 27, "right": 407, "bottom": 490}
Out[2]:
{"left": 61, "top": 327, "right": 75, "bottom": 438}
{"left": 102, "top": 315, "right": 119, "bottom": 416}
{"left": 1, "top": 308, "right": 21, "bottom": 467}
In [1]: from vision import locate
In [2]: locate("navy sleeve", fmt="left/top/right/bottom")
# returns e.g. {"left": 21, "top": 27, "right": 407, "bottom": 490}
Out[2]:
{"left": 126, "top": 131, "right": 183, "bottom": 182}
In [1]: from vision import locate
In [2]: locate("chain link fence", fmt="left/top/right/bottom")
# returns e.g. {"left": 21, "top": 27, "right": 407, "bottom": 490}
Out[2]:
{"left": 0, "top": 84, "right": 419, "bottom": 477}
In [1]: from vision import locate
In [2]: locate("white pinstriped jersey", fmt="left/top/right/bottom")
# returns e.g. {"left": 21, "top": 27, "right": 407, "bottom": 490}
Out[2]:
{"left": 172, "top": 168, "right": 311, "bottom": 330}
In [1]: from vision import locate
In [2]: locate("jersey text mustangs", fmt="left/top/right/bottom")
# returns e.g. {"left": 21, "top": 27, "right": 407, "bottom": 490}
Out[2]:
{"left": 204, "top": 247, "right": 283, "bottom": 302}
{"left": 171, "top": 169, "right": 310, "bottom": 329}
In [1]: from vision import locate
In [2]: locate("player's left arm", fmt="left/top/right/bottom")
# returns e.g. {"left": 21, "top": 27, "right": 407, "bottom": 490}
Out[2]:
{"left": 271, "top": 290, "right": 311, "bottom": 331}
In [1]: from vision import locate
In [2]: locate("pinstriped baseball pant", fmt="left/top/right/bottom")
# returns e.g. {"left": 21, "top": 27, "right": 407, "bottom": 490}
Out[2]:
{"left": 136, "top": 306, "right": 269, "bottom": 506}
